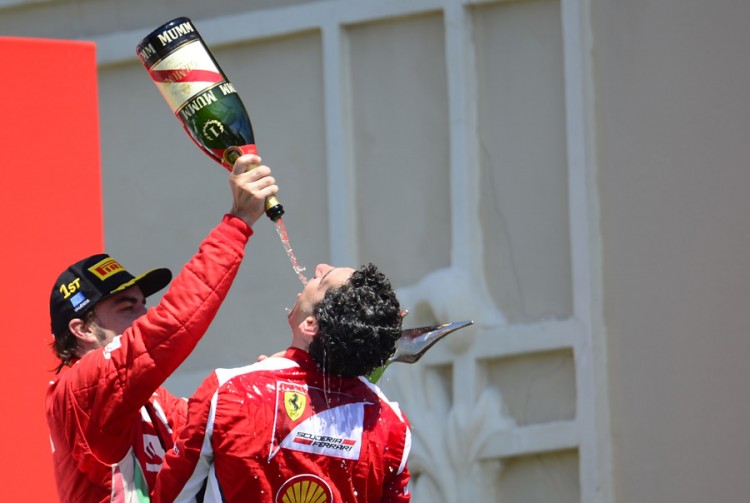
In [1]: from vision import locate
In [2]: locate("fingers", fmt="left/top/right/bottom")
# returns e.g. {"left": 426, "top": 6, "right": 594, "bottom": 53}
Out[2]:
{"left": 231, "top": 155, "right": 276, "bottom": 190}
{"left": 231, "top": 153, "right": 261, "bottom": 175}
{"left": 243, "top": 165, "right": 273, "bottom": 184}
{"left": 241, "top": 167, "right": 278, "bottom": 198}
{"left": 256, "top": 349, "right": 285, "bottom": 362}
{"left": 228, "top": 153, "right": 280, "bottom": 227}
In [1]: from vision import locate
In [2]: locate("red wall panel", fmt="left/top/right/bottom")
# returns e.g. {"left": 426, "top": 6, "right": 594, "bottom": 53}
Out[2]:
{"left": 0, "top": 37, "right": 102, "bottom": 501}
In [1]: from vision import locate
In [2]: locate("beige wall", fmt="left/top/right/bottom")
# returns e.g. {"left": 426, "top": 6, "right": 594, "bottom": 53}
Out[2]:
{"left": 474, "top": 0, "right": 572, "bottom": 324}
{"left": 348, "top": 13, "right": 453, "bottom": 286}
{"left": 594, "top": 1, "right": 750, "bottom": 501}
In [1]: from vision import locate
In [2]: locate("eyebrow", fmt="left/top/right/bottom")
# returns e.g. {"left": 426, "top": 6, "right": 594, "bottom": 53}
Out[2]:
{"left": 112, "top": 295, "right": 144, "bottom": 305}
{"left": 319, "top": 268, "right": 336, "bottom": 287}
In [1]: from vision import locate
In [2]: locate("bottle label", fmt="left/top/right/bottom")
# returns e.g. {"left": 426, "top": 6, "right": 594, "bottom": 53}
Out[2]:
{"left": 137, "top": 17, "right": 198, "bottom": 67}
{"left": 177, "top": 81, "right": 240, "bottom": 122}
{"left": 146, "top": 40, "right": 224, "bottom": 113}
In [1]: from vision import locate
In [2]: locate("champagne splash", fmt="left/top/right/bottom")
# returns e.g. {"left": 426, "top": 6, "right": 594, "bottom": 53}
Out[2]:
{"left": 274, "top": 218, "right": 307, "bottom": 285}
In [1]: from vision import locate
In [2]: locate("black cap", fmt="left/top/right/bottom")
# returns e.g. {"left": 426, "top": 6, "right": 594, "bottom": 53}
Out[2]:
{"left": 50, "top": 254, "right": 172, "bottom": 336}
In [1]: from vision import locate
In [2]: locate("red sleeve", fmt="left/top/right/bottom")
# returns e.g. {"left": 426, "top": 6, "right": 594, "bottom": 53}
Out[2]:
{"left": 153, "top": 387, "right": 188, "bottom": 441}
{"left": 383, "top": 465, "right": 411, "bottom": 502}
{"left": 153, "top": 372, "right": 220, "bottom": 503}
{"left": 50, "top": 215, "right": 252, "bottom": 465}
{"left": 382, "top": 404, "right": 412, "bottom": 502}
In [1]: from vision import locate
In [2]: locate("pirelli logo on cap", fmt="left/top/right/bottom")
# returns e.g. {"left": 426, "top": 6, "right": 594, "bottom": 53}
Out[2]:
{"left": 88, "top": 258, "right": 125, "bottom": 280}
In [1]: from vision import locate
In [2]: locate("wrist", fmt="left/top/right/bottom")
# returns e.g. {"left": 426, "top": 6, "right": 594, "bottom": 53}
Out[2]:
{"left": 223, "top": 213, "right": 254, "bottom": 236}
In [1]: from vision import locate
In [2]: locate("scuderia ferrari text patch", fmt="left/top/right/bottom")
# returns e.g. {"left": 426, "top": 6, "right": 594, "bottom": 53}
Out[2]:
{"left": 270, "top": 381, "right": 371, "bottom": 461}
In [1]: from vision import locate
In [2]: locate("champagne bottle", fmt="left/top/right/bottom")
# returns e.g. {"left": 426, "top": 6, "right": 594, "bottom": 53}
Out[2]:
{"left": 136, "top": 17, "right": 284, "bottom": 221}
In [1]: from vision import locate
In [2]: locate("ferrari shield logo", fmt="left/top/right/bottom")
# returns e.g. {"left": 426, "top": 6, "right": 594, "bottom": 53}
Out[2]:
{"left": 285, "top": 391, "right": 307, "bottom": 421}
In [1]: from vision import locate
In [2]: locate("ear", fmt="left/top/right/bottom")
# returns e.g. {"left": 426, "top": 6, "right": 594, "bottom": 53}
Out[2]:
{"left": 68, "top": 318, "right": 98, "bottom": 345}
{"left": 300, "top": 315, "right": 319, "bottom": 339}
{"left": 291, "top": 315, "right": 319, "bottom": 351}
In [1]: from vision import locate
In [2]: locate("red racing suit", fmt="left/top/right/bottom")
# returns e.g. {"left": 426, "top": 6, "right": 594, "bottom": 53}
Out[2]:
{"left": 46, "top": 215, "right": 253, "bottom": 503}
{"left": 154, "top": 347, "right": 412, "bottom": 502}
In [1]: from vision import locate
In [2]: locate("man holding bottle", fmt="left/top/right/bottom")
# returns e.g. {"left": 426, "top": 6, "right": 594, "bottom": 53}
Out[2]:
{"left": 46, "top": 154, "right": 276, "bottom": 502}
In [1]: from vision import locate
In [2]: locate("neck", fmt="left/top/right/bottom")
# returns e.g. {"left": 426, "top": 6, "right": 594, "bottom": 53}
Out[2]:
{"left": 289, "top": 329, "right": 312, "bottom": 352}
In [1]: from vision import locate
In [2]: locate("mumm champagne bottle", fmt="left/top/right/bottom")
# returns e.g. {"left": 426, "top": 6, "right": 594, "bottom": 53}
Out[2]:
{"left": 136, "top": 17, "right": 283, "bottom": 221}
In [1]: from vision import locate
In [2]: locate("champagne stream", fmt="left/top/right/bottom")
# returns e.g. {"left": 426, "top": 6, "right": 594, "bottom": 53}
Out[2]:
{"left": 274, "top": 218, "right": 307, "bottom": 285}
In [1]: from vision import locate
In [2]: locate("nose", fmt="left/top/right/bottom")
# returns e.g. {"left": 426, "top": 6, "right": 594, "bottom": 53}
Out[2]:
{"left": 315, "top": 263, "right": 332, "bottom": 278}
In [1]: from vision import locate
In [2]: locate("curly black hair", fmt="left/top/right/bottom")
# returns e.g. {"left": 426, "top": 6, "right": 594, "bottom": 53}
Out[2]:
{"left": 308, "top": 263, "right": 402, "bottom": 378}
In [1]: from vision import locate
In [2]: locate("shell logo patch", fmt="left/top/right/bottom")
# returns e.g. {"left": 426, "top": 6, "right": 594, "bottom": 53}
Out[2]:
{"left": 88, "top": 257, "right": 125, "bottom": 280}
{"left": 275, "top": 474, "right": 332, "bottom": 503}
{"left": 285, "top": 390, "right": 307, "bottom": 421}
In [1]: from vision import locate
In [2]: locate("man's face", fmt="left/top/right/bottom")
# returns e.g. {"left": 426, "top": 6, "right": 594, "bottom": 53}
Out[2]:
{"left": 287, "top": 264, "right": 354, "bottom": 329}
{"left": 87, "top": 285, "right": 148, "bottom": 347}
